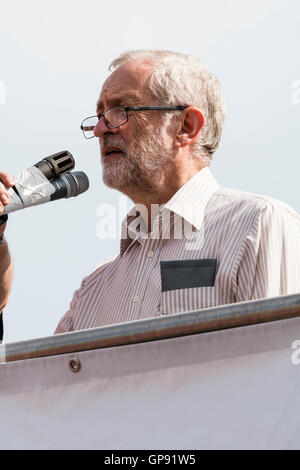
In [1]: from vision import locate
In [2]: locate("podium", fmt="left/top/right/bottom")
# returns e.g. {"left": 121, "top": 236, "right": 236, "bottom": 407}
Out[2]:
{"left": 1, "top": 294, "right": 300, "bottom": 449}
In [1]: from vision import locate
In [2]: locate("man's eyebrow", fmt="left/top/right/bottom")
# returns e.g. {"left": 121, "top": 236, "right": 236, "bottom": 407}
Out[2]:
{"left": 96, "top": 95, "right": 141, "bottom": 113}
{"left": 96, "top": 98, "right": 119, "bottom": 113}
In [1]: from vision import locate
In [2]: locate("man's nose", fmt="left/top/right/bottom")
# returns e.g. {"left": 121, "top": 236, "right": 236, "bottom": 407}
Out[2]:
{"left": 94, "top": 116, "right": 119, "bottom": 138}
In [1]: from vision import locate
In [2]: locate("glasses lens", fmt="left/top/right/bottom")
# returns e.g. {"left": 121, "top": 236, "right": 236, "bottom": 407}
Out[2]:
{"left": 81, "top": 116, "right": 98, "bottom": 138}
{"left": 105, "top": 106, "right": 127, "bottom": 128}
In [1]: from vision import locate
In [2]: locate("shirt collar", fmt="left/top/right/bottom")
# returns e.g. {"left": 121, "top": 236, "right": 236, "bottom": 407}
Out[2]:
{"left": 120, "top": 167, "right": 220, "bottom": 256}
{"left": 162, "top": 166, "right": 220, "bottom": 230}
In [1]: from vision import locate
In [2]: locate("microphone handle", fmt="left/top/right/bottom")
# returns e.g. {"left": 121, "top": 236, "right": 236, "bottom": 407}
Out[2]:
{"left": 50, "top": 176, "right": 68, "bottom": 201}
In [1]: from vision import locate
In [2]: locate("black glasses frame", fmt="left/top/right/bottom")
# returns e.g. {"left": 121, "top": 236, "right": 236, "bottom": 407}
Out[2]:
{"left": 80, "top": 105, "right": 188, "bottom": 139}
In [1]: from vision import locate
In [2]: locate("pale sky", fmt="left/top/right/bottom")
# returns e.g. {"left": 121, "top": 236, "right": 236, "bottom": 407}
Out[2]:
{"left": 1, "top": 0, "right": 299, "bottom": 342}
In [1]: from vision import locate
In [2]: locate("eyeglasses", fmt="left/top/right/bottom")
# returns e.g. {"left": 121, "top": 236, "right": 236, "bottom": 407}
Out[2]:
{"left": 80, "top": 105, "right": 188, "bottom": 139}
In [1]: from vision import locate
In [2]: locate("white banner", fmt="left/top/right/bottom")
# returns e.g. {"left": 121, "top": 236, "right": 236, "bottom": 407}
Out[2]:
{"left": 0, "top": 317, "right": 300, "bottom": 450}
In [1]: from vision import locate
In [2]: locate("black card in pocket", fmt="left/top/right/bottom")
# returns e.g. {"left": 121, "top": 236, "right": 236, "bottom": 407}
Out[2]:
{"left": 160, "top": 259, "right": 217, "bottom": 292}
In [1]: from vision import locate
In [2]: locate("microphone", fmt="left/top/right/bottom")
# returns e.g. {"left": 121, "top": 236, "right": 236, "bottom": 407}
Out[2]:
{"left": 2, "top": 151, "right": 89, "bottom": 214}
{"left": 3, "top": 171, "right": 89, "bottom": 214}
{"left": 34, "top": 150, "right": 75, "bottom": 181}
{"left": 49, "top": 171, "right": 90, "bottom": 201}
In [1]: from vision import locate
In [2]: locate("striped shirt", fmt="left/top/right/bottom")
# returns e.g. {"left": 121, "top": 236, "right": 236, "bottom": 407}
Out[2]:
{"left": 55, "top": 167, "right": 300, "bottom": 334}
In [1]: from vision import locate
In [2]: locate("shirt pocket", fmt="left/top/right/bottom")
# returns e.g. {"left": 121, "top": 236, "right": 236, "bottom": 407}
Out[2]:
{"left": 159, "top": 259, "right": 217, "bottom": 315}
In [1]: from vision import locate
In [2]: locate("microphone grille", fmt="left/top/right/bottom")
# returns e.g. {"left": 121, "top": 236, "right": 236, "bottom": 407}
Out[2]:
{"left": 63, "top": 171, "right": 90, "bottom": 197}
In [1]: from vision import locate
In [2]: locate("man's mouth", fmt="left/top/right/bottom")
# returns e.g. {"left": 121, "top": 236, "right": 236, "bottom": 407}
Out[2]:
{"left": 102, "top": 146, "right": 125, "bottom": 158}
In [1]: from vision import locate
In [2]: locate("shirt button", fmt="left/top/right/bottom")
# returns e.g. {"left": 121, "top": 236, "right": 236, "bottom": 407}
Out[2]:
{"left": 132, "top": 295, "right": 139, "bottom": 303}
{"left": 147, "top": 251, "right": 154, "bottom": 258}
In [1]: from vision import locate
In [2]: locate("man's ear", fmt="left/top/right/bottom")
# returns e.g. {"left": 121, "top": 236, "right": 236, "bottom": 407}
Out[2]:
{"left": 175, "top": 107, "right": 205, "bottom": 148}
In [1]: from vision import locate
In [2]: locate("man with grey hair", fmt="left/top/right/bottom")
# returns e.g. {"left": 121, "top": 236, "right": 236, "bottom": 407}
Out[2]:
{"left": 0, "top": 49, "right": 300, "bottom": 336}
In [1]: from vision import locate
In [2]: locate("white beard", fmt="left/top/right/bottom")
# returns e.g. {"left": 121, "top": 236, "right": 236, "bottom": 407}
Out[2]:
{"left": 101, "top": 125, "right": 175, "bottom": 194}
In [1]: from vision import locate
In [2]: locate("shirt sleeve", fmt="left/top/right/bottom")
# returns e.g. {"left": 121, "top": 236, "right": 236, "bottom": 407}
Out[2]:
{"left": 54, "top": 253, "right": 119, "bottom": 335}
{"left": 54, "top": 269, "right": 94, "bottom": 334}
{"left": 234, "top": 202, "right": 300, "bottom": 302}
{"left": 53, "top": 284, "right": 82, "bottom": 334}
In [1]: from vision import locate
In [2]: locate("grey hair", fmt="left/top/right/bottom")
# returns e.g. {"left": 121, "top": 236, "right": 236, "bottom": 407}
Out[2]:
{"left": 109, "top": 50, "right": 226, "bottom": 166}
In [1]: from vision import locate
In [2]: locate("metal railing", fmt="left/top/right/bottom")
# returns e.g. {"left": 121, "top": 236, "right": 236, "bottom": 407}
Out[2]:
{"left": 2, "top": 293, "right": 300, "bottom": 362}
